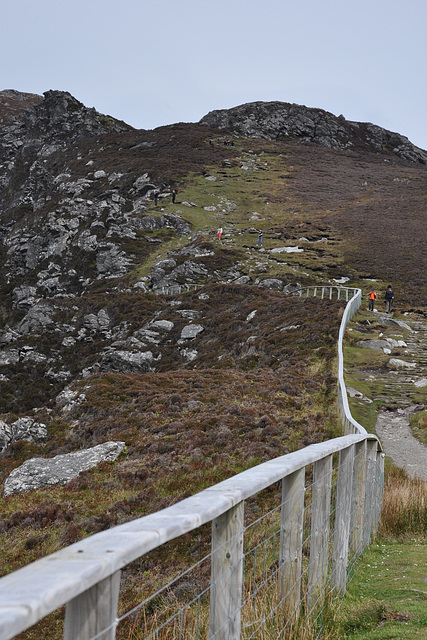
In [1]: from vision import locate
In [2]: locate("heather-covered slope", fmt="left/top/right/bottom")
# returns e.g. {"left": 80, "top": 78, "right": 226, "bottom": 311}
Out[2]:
{"left": 0, "top": 92, "right": 425, "bottom": 615}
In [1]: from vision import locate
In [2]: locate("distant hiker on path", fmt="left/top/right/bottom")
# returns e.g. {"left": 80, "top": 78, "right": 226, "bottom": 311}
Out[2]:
{"left": 217, "top": 227, "right": 223, "bottom": 241}
{"left": 171, "top": 189, "right": 177, "bottom": 204}
{"left": 368, "top": 289, "right": 377, "bottom": 311}
{"left": 384, "top": 285, "right": 394, "bottom": 313}
{"left": 257, "top": 230, "right": 263, "bottom": 247}
{"left": 154, "top": 191, "right": 159, "bottom": 206}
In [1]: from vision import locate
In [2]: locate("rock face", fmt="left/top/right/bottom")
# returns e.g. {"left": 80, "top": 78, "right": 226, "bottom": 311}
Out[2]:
{"left": 200, "top": 101, "right": 427, "bottom": 164}
{"left": 3, "top": 441, "right": 126, "bottom": 496}
{"left": 0, "top": 417, "right": 47, "bottom": 452}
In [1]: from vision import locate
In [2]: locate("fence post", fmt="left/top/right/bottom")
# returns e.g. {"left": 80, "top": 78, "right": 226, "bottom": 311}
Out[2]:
{"left": 332, "top": 446, "right": 354, "bottom": 593}
{"left": 373, "top": 452, "right": 385, "bottom": 536}
{"left": 63, "top": 571, "right": 121, "bottom": 640}
{"left": 209, "top": 501, "right": 244, "bottom": 640}
{"left": 279, "top": 467, "right": 305, "bottom": 619}
{"left": 349, "top": 439, "right": 367, "bottom": 558}
{"left": 362, "top": 440, "right": 378, "bottom": 548}
{"left": 307, "top": 455, "right": 333, "bottom": 612}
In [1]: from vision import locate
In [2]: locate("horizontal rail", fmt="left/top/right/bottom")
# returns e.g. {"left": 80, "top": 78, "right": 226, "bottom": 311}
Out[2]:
{"left": 0, "top": 434, "right": 377, "bottom": 640}
{"left": 0, "top": 283, "right": 382, "bottom": 640}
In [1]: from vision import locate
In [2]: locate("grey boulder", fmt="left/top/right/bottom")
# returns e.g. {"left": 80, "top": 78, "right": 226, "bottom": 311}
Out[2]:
{"left": 3, "top": 441, "right": 125, "bottom": 496}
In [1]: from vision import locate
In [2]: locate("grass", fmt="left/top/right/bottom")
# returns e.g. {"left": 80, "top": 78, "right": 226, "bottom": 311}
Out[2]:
{"left": 330, "top": 307, "right": 427, "bottom": 639}
{"left": 332, "top": 470, "right": 427, "bottom": 639}
{"left": 410, "top": 410, "right": 427, "bottom": 447}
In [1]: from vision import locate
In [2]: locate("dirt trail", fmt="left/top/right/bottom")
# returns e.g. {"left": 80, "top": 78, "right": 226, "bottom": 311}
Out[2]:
{"left": 373, "top": 314, "right": 427, "bottom": 480}
{"left": 376, "top": 408, "right": 427, "bottom": 481}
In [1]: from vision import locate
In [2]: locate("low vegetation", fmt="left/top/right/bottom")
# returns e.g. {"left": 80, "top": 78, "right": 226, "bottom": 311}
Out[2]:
{"left": 0, "top": 97, "right": 426, "bottom": 639}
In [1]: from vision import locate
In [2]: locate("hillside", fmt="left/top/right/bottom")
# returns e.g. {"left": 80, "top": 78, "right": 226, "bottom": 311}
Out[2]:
{"left": 0, "top": 91, "right": 426, "bottom": 605}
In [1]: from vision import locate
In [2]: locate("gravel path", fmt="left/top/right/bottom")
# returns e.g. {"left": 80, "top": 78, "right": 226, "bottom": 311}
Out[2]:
{"left": 375, "top": 408, "right": 427, "bottom": 481}
{"left": 372, "top": 314, "right": 427, "bottom": 481}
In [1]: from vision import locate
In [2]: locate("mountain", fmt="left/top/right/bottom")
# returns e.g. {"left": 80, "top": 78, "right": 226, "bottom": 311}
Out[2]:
{"left": 0, "top": 91, "right": 425, "bottom": 599}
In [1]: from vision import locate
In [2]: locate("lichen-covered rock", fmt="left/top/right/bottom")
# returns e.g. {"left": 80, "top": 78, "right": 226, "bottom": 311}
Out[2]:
{"left": 0, "top": 417, "right": 47, "bottom": 452}
{"left": 3, "top": 441, "right": 126, "bottom": 496}
{"left": 180, "top": 324, "right": 204, "bottom": 340}
{"left": 357, "top": 339, "right": 391, "bottom": 351}
{"left": 388, "top": 358, "right": 416, "bottom": 370}
{"left": 101, "top": 350, "right": 154, "bottom": 373}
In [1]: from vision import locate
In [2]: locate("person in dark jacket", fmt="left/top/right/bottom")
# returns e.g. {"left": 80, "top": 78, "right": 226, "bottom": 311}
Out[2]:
{"left": 384, "top": 285, "right": 394, "bottom": 313}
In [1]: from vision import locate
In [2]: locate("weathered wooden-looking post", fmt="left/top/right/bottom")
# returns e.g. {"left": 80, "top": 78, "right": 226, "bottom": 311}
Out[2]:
{"left": 332, "top": 446, "right": 354, "bottom": 593}
{"left": 209, "top": 502, "right": 244, "bottom": 640}
{"left": 279, "top": 467, "right": 305, "bottom": 618}
{"left": 363, "top": 440, "right": 378, "bottom": 547}
{"left": 63, "top": 571, "right": 121, "bottom": 640}
{"left": 307, "top": 455, "right": 333, "bottom": 612}
{"left": 373, "top": 451, "right": 385, "bottom": 536}
{"left": 349, "top": 439, "right": 367, "bottom": 558}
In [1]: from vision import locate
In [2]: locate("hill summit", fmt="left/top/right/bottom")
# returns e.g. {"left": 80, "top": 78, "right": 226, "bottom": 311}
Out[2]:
{"left": 200, "top": 100, "right": 427, "bottom": 164}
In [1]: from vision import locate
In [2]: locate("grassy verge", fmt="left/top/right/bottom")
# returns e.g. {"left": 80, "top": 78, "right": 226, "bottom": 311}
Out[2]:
{"left": 330, "top": 470, "right": 427, "bottom": 639}
{"left": 327, "top": 310, "right": 427, "bottom": 639}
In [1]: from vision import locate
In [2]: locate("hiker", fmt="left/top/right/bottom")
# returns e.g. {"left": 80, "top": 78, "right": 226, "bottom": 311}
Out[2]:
{"left": 257, "top": 230, "right": 263, "bottom": 247}
{"left": 154, "top": 191, "right": 159, "bottom": 206}
{"left": 368, "top": 289, "right": 377, "bottom": 311}
{"left": 384, "top": 285, "right": 394, "bottom": 313}
{"left": 171, "top": 188, "right": 177, "bottom": 204}
{"left": 217, "top": 227, "right": 223, "bottom": 241}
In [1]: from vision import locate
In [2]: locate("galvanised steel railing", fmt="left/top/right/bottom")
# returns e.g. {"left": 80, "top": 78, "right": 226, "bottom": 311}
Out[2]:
{"left": 0, "top": 286, "right": 383, "bottom": 640}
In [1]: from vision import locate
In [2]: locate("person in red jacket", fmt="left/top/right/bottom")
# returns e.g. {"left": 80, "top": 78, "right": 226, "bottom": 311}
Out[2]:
{"left": 368, "top": 289, "right": 377, "bottom": 311}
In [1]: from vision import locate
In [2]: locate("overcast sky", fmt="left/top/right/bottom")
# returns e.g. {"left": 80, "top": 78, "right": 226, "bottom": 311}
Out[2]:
{"left": 2, "top": 0, "right": 427, "bottom": 150}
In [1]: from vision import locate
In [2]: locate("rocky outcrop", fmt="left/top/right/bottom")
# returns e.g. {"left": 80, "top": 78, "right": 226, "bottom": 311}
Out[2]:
{"left": 0, "top": 417, "right": 47, "bottom": 452}
{"left": 200, "top": 101, "right": 427, "bottom": 164}
{"left": 3, "top": 441, "right": 126, "bottom": 496}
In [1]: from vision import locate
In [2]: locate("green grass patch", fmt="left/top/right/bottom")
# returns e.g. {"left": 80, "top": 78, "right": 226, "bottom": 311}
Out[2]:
{"left": 337, "top": 541, "right": 427, "bottom": 639}
{"left": 410, "top": 410, "right": 427, "bottom": 446}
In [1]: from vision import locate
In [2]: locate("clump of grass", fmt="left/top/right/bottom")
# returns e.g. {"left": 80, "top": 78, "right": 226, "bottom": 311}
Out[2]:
{"left": 410, "top": 410, "right": 427, "bottom": 446}
{"left": 337, "top": 599, "right": 408, "bottom": 635}
{"left": 378, "top": 469, "right": 427, "bottom": 538}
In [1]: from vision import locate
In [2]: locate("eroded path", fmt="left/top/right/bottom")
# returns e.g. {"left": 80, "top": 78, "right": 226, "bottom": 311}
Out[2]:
{"left": 372, "top": 314, "right": 427, "bottom": 480}
{"left": 376, "top": 407, "right": 427, "bottom": 480}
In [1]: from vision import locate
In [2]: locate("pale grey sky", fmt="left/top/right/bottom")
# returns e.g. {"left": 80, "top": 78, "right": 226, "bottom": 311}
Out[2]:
{"left": 2, "top": 0, "right": 427, "bottom": 150}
